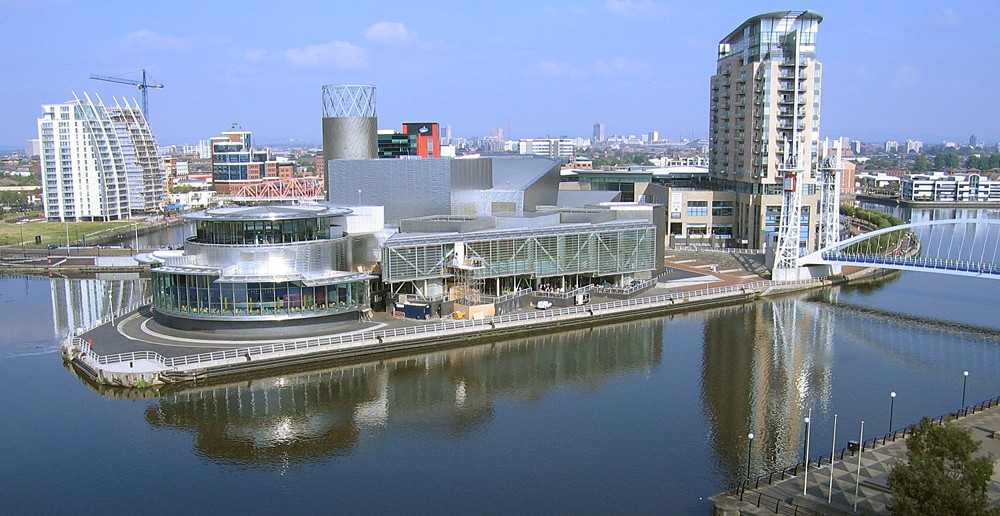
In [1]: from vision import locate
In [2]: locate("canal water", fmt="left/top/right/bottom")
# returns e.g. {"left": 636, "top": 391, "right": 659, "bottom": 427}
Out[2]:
{"left": 1, "top": 209, "right": 998, "bottom": 514}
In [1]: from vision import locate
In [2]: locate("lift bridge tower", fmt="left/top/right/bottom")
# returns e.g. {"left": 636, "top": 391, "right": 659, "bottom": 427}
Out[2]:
{"left": 771, "top": 137, "right": 844, "bottom": 281}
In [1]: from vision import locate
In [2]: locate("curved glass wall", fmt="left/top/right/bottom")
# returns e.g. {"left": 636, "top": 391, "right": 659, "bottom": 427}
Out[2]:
{"left": 151, "top": 273, "right": 367, "bottom": 320}
{"left": 194, "top": 217, "right": 331, "bottom": 245}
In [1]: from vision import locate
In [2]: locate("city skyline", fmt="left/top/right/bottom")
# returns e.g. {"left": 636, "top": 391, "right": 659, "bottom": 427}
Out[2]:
{"left": 3, "top": 1, "right": 999, "bottom": 148}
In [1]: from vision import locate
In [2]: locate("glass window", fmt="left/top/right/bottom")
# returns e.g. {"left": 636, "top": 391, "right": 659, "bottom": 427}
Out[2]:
{"left": 687, "top": 201, "right": 708, "bottom": 216}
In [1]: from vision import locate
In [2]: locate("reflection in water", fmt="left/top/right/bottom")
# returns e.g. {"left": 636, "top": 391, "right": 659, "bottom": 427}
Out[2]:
{"left": 118, "top": 320, "right": 662, "bottom": 466}
{"left": 50, "top": 277, "right": 149, "bottom": 339}
{"left": 702, "top": 291, "right": 836, "bottom": 483}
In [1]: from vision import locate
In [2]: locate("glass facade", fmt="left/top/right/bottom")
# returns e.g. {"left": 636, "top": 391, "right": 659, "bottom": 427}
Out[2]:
{"left": 194, "top": 217, "right": 331, "bottom": 245}
{"left": 151, "top": 274, "right": 365, "bottom": 318}
{"left": 382, "top": 224, "right": 657, "bottom": 283}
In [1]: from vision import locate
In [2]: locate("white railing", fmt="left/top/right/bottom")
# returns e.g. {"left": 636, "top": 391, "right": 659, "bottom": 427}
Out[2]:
{"left": 534, "top": 285, "right": 595, "bottom": 299}
{"left": 79, "top": 278, "right": 825, "bottom": 371}
{"left": 480, "top": 288, "right": 533, "bottom": 304}
{"left": 595, "top": 277, "right": 658, "bottom": 296}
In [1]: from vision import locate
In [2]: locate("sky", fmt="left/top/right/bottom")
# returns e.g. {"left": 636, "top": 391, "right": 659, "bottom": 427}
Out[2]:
{"left": 2, "top": 0, "right": 999, "bottom": 148}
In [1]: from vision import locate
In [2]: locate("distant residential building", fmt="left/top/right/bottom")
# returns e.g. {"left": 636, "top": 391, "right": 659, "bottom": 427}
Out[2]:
{"left": 25, "top": 139, "right": 40, "bottom": 158}
{"left": 905, "top": 139, "right": 923, "bottom": 154}
{"left": 38, "top": 93, "right": 166, "bottom": 221}
{"left": 518, "top": 138, "right": 575, "bottom": 160}
{"left": 902, "top": 172, "right": 1000, "bottom": 202}
{"left": 884, "top": 140, "right": 899, "bottom": 153}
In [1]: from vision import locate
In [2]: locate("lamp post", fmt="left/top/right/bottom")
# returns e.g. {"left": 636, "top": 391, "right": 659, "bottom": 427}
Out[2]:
{"left": 962, "top": 371, "right": 969, "bottom": 408}
{"left": 802, "top": 409, "right": 812, "bottom": 496}
{"left": 889, "top": 391, "right": 896, "bottom": 433}
{"left": 746, "top": 432, "right": 754, "bottom": 480}
{"left": 358, "top": 189, "right": 362, "bottom": 206}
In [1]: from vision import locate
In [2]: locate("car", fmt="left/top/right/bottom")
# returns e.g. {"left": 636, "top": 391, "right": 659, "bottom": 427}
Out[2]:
{"left": 535, "top": 300, "right": 553, "bottom": 310}
{"left": 47, "top": 244, "right": 58, "bottom": 250}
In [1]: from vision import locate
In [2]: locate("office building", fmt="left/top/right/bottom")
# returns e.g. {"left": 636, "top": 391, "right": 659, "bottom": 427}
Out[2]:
{"left": 209, "top": 127, "right": 270, "bottom": 194}
{"left": 593, "top": 122, "right": 605, "bottom": 144}
{"left": 38, "top": 93, "right": 166, "bottom": 222}
{"left": 402, "top": 122, "right": 440, "bottom": 158}
{"left": 376, "top": 122, "right": 441, "bottom": 159}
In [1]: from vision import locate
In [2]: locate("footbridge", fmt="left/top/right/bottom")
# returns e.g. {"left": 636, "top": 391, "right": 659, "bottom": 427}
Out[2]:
{"left": 799, "top": 218, "right": 1000, "bottom": 279}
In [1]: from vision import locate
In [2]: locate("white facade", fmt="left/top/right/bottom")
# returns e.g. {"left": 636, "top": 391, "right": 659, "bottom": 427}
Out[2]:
{"left": 518, "top": 138, "right": 575, "bottom": 159}
{"left": 905, "top": 139, "right": 923, "bottom": 154}
{"left": 901, "top": 172, "right": 1000, "bottom": 202}
{"left": 38, "top": 93, "right": 165, "bottom": 222}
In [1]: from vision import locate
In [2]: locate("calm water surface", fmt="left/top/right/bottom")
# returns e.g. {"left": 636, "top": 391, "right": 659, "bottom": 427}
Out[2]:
{"left": 1, "top": 211, "right": 999, "bottom": 514}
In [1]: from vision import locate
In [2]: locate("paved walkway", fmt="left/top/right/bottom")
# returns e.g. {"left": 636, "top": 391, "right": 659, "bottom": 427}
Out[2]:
{"left": 714, "top": 403, "right": 1000, "bottom": 514}
{"left": 81, "top": 249, "right": 769, "bottom": 360}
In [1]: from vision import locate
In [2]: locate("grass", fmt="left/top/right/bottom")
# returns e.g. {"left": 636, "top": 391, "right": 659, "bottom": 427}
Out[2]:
{"left": 0, "top": 220, "right": 143, "bottom": 248}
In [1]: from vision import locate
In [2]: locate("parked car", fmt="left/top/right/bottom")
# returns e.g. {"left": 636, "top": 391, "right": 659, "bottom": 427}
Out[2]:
{"left": 535, "top": 300, "right": 553, "bottom": 310}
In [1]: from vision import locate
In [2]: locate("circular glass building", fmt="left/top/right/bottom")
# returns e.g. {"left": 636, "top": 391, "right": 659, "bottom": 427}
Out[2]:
{"left": 138, "top": 205, "right": 373, "bottom": 325}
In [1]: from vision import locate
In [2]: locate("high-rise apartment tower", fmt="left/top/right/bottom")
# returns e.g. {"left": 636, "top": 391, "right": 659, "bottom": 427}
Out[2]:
{"left": 709, "top": 10, "right": 823, "bottom": 250}
{"left": 38, "top": 93, "right": 165, "bottom": 222}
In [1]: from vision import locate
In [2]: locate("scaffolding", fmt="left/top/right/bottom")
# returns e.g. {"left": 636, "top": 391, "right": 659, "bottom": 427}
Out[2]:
{"left": 450, "top": 242, "right": 484, "bottom": 304}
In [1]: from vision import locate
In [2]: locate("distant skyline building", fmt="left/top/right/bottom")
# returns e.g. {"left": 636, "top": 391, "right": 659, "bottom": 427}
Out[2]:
{"left": 37, "top": 93, "right": 166, "bottom": 222}
{"left": 25, "top": 138, "right": 40, "bottom": 158}
{"left": 970, "top": 134, "right": 977, "bottom": 147}
{"left": 885, "top": 140, "right": 899, "bottom": 153}
{"left": 593, "top": 122, "right": 605, "bottom": 144}
{"left": 905, "top": 139, "right": 923, "bottom": 154}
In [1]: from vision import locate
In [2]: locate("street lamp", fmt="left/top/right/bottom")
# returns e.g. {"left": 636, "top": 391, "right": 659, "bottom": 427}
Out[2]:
{"left": 358, "top": 188, "right": 362, "bottom": 206}
{"left": 802, "top": 411, "right": 812, "bottom": 496}
{"left": 889, "top": 391, "right": 896, "bottom": 433}
{"left": 962, "top": 371, "right": 969, "bottom": 408}
{"left": 746, "top": 432, "right": 754, "bottom": 480}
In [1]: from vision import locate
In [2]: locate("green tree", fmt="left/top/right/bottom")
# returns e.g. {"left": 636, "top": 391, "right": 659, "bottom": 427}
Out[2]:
{"left": 889, "top": 417, "right": 997, "bottom": 516}
{"left": 911, "top": 154, "right": 930, "bottom": 173}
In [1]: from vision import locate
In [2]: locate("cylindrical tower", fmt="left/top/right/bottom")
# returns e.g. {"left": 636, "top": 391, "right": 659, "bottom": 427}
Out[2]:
{"left": 321, "top": 84, "right": 377, "bottom": 163}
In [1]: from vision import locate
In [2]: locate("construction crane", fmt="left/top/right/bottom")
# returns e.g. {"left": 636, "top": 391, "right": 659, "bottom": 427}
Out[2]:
{"left": 89, "top": 68, "right": 164, "bottom": 120}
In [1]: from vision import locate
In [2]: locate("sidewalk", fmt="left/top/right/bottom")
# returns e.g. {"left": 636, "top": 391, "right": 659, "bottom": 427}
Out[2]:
{"left": 712, "top": 402, "right": 1000, "bottom": 515}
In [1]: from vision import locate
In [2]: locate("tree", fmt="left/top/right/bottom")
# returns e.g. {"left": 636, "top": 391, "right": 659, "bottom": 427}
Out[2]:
{"left": 889, "top": 417, "right": 997, "bottom": 516}
{"left": 911, "top": 154, "right": 930, "bottom": 173}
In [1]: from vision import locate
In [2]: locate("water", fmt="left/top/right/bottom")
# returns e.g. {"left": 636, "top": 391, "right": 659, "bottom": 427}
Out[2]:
{"left": 1, "top": 210, "right": 998, "bottom": 514}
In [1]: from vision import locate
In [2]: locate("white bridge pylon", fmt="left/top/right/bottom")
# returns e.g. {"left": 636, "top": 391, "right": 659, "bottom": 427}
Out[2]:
{"left": 799, "top": 218, "right": 1000, "bottom": 279}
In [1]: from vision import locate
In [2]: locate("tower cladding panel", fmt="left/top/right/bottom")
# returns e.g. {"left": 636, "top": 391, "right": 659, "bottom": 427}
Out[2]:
{"left": 321, "top": 85, "right": 378, "bottom": 164}
{"left": 402, "top": 122, "right": 440, "bottom": 158}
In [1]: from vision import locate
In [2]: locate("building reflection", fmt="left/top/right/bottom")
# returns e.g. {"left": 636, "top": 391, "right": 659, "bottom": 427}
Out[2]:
{"left": 701, "top": 290, "right": 835, "bottom": 484}
{"left": 49, "top": 276, "right": 148, "bottom": 339}
{"left": 116, "top": 319, "right": 662, "bottom": 466}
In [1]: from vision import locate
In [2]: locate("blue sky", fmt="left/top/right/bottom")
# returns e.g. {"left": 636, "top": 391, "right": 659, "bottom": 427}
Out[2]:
{"left": 2, "top": 1, "right": 998, "bottom": 148}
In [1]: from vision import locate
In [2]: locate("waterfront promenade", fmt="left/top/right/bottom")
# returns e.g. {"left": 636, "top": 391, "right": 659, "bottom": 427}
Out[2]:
{"left": 66, "top": 249, "right": 829, "bottom": 386}
{"left": 710, "top": 400, "right": 1000, "bottom": 515}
